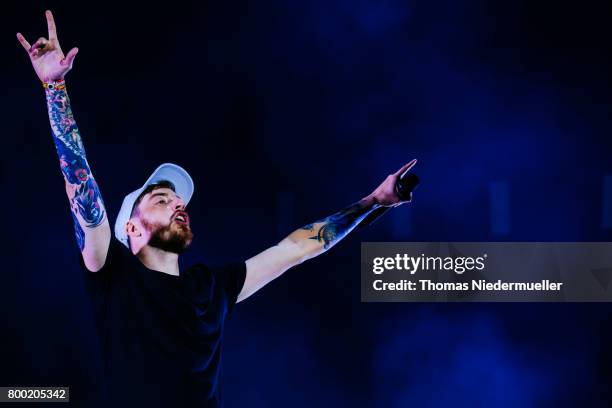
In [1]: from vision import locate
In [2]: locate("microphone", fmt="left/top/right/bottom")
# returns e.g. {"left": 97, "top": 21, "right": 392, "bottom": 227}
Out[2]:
{"left": 357, "top": 172, "right": 420, "bottom": 229}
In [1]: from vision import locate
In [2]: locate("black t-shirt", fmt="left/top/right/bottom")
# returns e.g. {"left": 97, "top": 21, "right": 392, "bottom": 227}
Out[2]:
{"left": 80, "top": 238, "right": 246, "bottom": 407}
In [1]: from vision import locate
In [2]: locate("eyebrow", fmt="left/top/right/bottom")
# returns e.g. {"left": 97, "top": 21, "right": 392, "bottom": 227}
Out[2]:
{"left": 147, "top": 192, "right": 170, "bottom": 202}
{"left": 147, "top": 191, "right": 182, "bottom": 202}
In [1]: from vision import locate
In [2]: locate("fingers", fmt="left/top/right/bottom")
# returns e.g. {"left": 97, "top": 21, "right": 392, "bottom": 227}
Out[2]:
{"left": 17, "top": 10, "right": 59, "bottom": 57}
{"left": 29, "top": 37, "right": 48, "bottom": 57}
{"left": 46, "top": 10, "right": 58, "bottom": 42}
{"left": 61, "top": 47, "right": 79, "bottom": 66}
{"left": 31, "top": 37, "right": 47, "bottom": 50}
{"left": 16, "top": 33, "right": 31, "bottom": 52}
{"left": 394, "top": 159, "right": 418, "bottom": 178}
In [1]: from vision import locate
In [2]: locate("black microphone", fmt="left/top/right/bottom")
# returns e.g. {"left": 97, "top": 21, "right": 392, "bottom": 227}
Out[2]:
{"left": 357, "top": 172, "right": 420, "bottom": 229}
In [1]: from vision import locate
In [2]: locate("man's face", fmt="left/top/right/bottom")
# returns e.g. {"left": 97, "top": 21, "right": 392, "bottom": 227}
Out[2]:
{"left": 133, "top": 188, "right": 193, "bottom": 253}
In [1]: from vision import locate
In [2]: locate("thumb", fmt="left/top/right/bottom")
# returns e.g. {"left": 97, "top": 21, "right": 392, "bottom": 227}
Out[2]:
{"left": 393, "top": 158, "right": 417, "bottom": 178}
{"left": 61, "top": 47, "right": 79, "bottom": 66}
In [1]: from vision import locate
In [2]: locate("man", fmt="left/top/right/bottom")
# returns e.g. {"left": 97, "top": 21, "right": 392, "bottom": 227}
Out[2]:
{"left": 17, "top": 10, "right": 417, "bottom": 407}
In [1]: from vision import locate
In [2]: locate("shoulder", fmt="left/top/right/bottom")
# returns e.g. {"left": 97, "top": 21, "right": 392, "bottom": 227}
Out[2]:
{"left": 80, "top": 237, "right": 130, "bottom": 275}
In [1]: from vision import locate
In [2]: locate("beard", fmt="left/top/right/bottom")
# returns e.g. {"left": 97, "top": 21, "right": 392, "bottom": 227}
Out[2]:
{"left": 142, "top": 218, "right": 194, "bottom": 254}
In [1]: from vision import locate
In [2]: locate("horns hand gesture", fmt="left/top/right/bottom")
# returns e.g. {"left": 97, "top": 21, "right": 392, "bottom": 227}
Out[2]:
{"left": 17, "top": 10, "right": 78, "bottom": 83}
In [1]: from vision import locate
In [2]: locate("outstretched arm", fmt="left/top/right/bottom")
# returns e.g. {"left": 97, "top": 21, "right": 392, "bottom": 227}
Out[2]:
{"left": 240, "top": 159, "right": 417, "bottom": 302}
{"left": 17, "top": 11, "right": 111, "bottom": 271}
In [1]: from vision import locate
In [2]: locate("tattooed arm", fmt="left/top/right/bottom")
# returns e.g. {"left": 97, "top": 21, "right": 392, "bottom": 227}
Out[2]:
{"left": 240, "top": 160, "right": 417, "bottom": 302}
{"left": 18, "top": 11, "right": 111, "bottom": 271}
{"left": 47, "top": 83, "right": 111, "bottom": 268}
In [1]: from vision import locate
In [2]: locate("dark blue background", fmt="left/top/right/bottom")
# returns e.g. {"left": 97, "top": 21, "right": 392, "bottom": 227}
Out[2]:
{"left": 3, "top": 1, "right": 612, "bottom": 406}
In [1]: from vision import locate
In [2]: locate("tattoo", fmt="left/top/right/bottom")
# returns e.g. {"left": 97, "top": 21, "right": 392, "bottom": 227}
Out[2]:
{"left": 46, "top": 85, "right": 106, "bottom": 248}
{"left": 72, "top": 211, "right": 86, "bottom": 251}
{"left": 300, "top": 201, "right": 374, "bottom": 250}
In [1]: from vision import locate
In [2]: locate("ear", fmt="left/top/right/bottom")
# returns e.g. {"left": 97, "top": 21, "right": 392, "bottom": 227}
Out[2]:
{"left": 125, "top": 219, "right": 142, "bottom": 238}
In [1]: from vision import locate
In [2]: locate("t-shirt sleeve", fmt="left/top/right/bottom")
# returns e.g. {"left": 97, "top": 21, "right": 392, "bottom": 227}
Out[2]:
{"left": 211, "top": 262, "right": 247, "bottom": 315}
{"left": 78, "top": 238, "right": 126, "bottom": 338}
{"left": 79, "top": 237, "right": 126, "bottom": 296}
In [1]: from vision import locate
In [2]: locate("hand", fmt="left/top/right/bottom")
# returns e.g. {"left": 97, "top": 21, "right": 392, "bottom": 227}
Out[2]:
{"left": 368, "top": 159, "right": 418, "bottom": 207}
{"left": 16, "top": 10, "right": 78, "bottom": 83}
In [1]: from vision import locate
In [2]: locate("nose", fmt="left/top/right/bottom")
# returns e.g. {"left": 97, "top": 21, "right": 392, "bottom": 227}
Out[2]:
{"left": 173, "top": 197, "right": 186, "bottom": 211}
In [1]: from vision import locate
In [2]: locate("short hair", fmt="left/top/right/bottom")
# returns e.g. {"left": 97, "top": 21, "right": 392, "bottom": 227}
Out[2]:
{"left": 129, "top": 180, "right": 176, "bottom": 219}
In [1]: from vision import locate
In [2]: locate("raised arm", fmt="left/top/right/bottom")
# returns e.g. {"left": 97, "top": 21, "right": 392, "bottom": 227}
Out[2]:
{"left": 17, "top": 10, "right": 111, "bottom": 272}
{"left": 240, "top": 159, "right": 417, "bottom": 302}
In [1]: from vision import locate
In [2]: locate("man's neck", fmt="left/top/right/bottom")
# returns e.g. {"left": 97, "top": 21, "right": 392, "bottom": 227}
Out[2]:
{"left": 136, "top": 245, "right": 180, "bottom": 276}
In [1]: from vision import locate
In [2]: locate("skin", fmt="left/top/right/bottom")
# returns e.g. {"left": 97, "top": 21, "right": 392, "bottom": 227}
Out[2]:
{"left": 17, "top": 10, "right": 111, "bottom": 272}
{"left": 240, "top": 160, "right": 417, "bottom": 302}
{"left": 19, "top": 10, "right": 418, "bottom": 303}
{"left": 126, "top": 188, "right": 193, "bottom": 276}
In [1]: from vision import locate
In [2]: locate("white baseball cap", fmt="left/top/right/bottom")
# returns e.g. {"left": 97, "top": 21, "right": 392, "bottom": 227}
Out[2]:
{"left": 114, "top": 163, "right": 194, "bottom": 248}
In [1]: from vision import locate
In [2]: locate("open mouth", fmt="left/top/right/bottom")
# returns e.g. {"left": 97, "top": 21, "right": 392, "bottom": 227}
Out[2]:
{"left": 173, "top": 211, "right": 190, "bottom": 226}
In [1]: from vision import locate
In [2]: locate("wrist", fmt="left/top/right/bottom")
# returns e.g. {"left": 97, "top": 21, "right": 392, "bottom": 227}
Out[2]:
{"left": 360, "top": 194, "right": 380, "bottom": 210}
{"left": 42, "top": 78, "right": 66, "bottom": 91}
